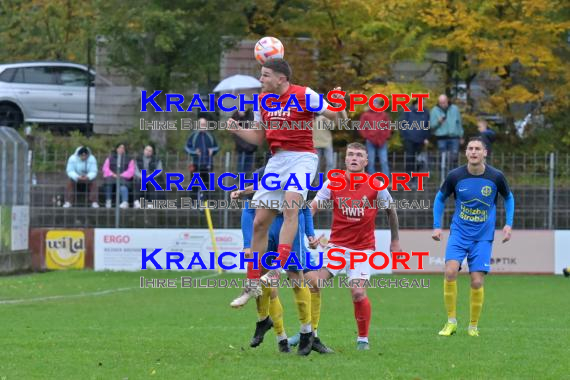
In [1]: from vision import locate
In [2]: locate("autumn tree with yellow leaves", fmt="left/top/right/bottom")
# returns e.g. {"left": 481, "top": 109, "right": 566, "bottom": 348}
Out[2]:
{"left": 256, "top": 0, "right": 570, "bottom": 146}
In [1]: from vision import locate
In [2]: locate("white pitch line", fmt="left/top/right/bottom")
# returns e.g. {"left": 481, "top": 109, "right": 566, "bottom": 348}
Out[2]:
{"left": 0, "top": 272, "right": 221, "bottom": 305}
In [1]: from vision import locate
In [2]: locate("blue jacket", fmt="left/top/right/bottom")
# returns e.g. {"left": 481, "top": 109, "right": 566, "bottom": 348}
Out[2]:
{"left": 66, "top": 146, "right": 98, "bottom": 181}
{"left": 185, "top": 131, "right": 219, "bottom": 170}
{"left": 399, "top": 106, "right": 431, "bottom": 143}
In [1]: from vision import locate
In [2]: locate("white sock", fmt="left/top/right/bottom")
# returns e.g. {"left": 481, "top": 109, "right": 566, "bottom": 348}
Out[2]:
{"left": 357, "top": 336, "right": 368, "bottom": 343}
{"left": 300, "top": 323, "right": 312, "bottom": 334}
{"left": 313, "top": 329, "right": 318, "bottom": 338}
{"left": 277, "top": 333, "right": 287, "bottom": 341}
{"left": 448, "top": 318, "right": 457, "bottom": 324}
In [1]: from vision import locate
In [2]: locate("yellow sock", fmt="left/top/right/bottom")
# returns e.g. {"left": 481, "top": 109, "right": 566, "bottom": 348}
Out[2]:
{"left": 311, "top": 291, "right": 321, "bottom": 332}
{"left": 470, "top": 287, "right": 484, "bottom": 327}
{"left": 269, "top": 296, "right": 284, "bottom": 336}
{"left": 444, "top": 280, "right": 457, "bottom": 321}
{"left": 256, "top": 285, "right": 271, "bottom": 320}
{"left": 292, "top": 285, "right": 312, "bottom": 325}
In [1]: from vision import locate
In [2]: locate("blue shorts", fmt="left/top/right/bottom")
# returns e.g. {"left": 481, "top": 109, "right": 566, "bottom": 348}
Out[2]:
{"left": 445, "top": 232, "right": 493, "bottom": 273}
{"left": 267, "top": 214, "right": 315, "bottom": 273}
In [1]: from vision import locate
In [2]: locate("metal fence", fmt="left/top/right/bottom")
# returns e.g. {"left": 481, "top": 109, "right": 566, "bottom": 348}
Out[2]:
{"left": 0, "top": 127, "right": 31, "bottom": 273}
{"left": 28, "top": 149, "right": 570, "bottom": 230}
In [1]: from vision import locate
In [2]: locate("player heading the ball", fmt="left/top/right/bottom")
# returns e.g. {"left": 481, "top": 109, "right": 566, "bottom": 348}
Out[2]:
{"left": 227, "top": 58, "right": 347, "bottom": 355}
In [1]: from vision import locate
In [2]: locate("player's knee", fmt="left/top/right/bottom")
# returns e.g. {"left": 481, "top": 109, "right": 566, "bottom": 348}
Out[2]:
{"left": 253, "top": 217, "right": 270, "bottom": 234}
{"left": 282, "top": 207, "right": 298, "bottom": 221}
{"left": 270, "top": 288, "right": 278, "bottom": 298}
{"left": 471, "top": 278, "right": 484, "bottom": 289}
{"left": 351, "top": 288, "right": 366, "bottom": 302}
{"left": 445, "top": 269, "right": 458, "bottom": 281}
{"left": 308, "top": 280, "right": 320, "bottom": 293}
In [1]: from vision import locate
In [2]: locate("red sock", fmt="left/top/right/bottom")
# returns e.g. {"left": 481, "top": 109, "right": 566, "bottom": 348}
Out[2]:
{"left": 247, "top": 260, "right": 261, "bottom": 280}
{"left": 276, "top": 244, "right": 291, "bottom": 268}
{"left": 353, "top": 297, "right": 371, "bottom": 338}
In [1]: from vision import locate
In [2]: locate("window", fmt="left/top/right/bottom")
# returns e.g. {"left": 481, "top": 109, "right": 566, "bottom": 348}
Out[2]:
{"left": 0, "top": 68, "right": 16, "bottom": 82}
{"left": 22, "top": 67, "right": 58, "bottom": 85}
{"left": 58, "top": 67, "right": 90, "bottom": 87}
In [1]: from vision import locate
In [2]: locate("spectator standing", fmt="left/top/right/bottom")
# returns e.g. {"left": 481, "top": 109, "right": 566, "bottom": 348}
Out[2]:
{"left": 185, "top": 117, "right": 219, "bottom": 200}
{"left": 400, "top": 98, "right": 431, "bottom": 187}
{"left": 430, "top": 94, "right": 464, "bottom": 173}
{"left": 477, "top": 118, "right": 497, "bottom": 157}
{"left": 230, "top": 107, "right": 257, "bottom": 177}
{"left": 358, "top": 100, "right": 392, "bottom": 176}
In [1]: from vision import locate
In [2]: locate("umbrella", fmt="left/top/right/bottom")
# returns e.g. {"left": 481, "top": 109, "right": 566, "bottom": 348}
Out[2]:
{"left": 213, "top": 74, "right": 261, "bottom": 92}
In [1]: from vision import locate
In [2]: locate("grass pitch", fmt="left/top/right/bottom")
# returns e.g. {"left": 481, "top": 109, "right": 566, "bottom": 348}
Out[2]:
{"left": 0, "top": 271, "right": 568, "bottom": 379}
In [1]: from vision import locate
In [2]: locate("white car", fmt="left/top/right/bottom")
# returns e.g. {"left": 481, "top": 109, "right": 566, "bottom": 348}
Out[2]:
{"left": 0, "top": 61, "right": 113, "bottom": 128}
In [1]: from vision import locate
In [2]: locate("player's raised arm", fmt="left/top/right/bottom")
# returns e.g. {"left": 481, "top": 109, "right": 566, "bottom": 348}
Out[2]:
{"left": 232, "top": 183, "right": 256, "bottom": 199}
{"left": 227, "top": 118, "right": 265, "bottom": 146}
{"left": 320, "top": 87, "right": 348, "bottom": 122}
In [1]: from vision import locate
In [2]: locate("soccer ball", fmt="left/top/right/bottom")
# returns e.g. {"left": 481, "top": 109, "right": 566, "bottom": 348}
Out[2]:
{"left": 254, "top": 36, "right": 285, "bottom": 65}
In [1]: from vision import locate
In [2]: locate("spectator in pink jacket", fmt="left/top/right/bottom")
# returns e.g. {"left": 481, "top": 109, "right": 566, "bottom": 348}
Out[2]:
{"left": 103, "top": 143, "right": 135, "bottom": 209}
{"left": 358, "top": 99, "right": 392, "bottom": 176}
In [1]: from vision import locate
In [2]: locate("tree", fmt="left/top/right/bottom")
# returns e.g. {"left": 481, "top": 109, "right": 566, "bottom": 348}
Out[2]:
{"left": 96, "top": 0, "right": 247, "bottom": 147}
{"left": 413, "top": 0, "right": 570, "bottom": 140}
{"left": 251, "top": 0, "right": 570, "bottom": 146}
{"left": 0, "top": 0, "right": 98, "bottom": 63}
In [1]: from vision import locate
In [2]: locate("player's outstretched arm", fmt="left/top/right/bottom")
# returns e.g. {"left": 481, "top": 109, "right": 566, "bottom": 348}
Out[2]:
{"left": 385, "top": 208, "right": 401, "bottom": 252}
{"left": 432, "top": 191, "right": 447, "bottom": 241}
{"left": 227, "top": 119, "right": 265, "bottom": 145}
{"left": 232, "top": 186, "right": 252, "bottom": 199}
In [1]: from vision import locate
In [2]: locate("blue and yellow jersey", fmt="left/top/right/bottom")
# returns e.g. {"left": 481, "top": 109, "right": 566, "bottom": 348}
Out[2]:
{"left": 434, "top": 165, "right": 514, "bottom": 241}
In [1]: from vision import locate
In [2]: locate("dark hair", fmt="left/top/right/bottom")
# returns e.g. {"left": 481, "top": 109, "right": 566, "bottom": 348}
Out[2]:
{"left": 262, "top": 59, "right": 292, "bottom": 81}
{"left": 77, "top": 147, "right": 89, "bottom": 156}
{"left": 468, "top": 136, "right": 487, "bottom": 149}
{"left": 114, "top": 142, "right": 127, "bottom": 154}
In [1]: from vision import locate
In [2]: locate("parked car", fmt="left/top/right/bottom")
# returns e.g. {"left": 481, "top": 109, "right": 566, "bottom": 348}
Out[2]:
{"left": 0, "top": 61, "right": 114, "bottom": 128}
